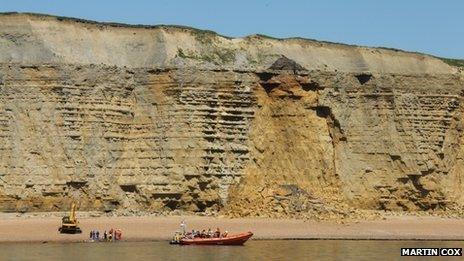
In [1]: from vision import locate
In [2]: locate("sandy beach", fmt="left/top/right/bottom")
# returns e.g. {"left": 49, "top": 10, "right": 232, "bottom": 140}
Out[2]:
{"left": 1, "top": 214, "right": 464, "bottom": 243}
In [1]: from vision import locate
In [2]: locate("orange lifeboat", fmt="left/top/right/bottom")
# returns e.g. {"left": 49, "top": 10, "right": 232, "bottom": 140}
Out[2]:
{"left": 180, "top": 231, "right": 253, "bottom": 245}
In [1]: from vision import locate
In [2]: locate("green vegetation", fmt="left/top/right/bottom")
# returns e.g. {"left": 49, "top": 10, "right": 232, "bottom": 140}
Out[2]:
{"left": 374, "top": 47, "right": 404, "bottom": 52}
{"left": 177, "top": 48, "right": 187, "bottom": 59}
{"left": 215, "top": 48, "right": 235, "bottom": 63}
{"left": 192, "top": 30, "right": 215, "bottom": 44}
{"left": 255, "top": 34, "right": 282, "bottom": 41}
{"left": 1, "top": 12, "right": 233, "bottom": 39}
{"left": 177, "top": 48, "right": 235, "bottom": 65}
{"left": 439, "top": 58, "right": 464, "bottom": 68}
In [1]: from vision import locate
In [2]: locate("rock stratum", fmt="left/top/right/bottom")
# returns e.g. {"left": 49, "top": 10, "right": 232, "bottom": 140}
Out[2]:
{"left": 0, "top": 13, "right": 463, "bottom": 218}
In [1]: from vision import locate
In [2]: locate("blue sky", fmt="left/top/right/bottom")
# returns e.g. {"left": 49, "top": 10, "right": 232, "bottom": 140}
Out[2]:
{"left": 1, "top": 0, "right": 462, "bottom": 58}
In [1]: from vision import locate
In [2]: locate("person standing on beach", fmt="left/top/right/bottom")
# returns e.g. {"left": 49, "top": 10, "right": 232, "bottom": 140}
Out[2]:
{"left": 180, "top": 220, "right": 186, "bottom": 235}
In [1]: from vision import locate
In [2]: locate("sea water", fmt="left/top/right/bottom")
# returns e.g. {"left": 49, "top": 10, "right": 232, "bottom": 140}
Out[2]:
{"left": 0, "top": 240, "right": 463, "bottom": 261}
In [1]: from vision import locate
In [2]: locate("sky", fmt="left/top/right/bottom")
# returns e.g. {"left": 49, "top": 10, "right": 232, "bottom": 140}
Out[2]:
{"left": 0, "top": 0, "right": 462, "bottom": 59}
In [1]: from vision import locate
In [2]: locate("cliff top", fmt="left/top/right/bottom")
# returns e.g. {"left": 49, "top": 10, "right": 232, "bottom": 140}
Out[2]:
{"left": 0, "top": 12, "right": 459, "bottom": 74}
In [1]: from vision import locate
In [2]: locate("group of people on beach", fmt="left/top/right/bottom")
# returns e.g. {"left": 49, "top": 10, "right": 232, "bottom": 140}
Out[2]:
{"left": 89, "top": 228, "right": 122, "bottom": 242}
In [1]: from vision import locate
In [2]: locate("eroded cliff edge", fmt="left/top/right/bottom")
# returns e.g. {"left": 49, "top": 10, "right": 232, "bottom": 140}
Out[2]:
{"left": 0, "top": 13, "right": 463, "bottom": 218}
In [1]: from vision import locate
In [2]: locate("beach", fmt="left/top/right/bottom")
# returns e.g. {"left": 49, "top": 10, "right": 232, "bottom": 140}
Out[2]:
{"left": 1, "top": 214, "right": 464, "bottom": 243}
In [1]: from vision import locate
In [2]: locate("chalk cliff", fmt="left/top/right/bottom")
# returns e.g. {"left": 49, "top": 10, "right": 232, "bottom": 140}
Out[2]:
{"left": 0, "top": 13, "right": 463, "bottom": 218}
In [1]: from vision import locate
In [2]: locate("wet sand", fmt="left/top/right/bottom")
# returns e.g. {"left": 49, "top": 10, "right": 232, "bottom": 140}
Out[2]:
{"left": 1, "top": 214, "right": 463, "bottom": 243}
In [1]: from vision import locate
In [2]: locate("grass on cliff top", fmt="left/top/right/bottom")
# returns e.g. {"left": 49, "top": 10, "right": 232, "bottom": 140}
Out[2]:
{"left": 439, "top": 58, "right": 464, "bottom": 68}
{"left": 0, "top": 12, "right": 429, "bottom": 55}
{"left": 0, "top": 12, "right": 233, "bottom": 39}
{"left": 2, "top": 12, "right": 464, "bottom": 65}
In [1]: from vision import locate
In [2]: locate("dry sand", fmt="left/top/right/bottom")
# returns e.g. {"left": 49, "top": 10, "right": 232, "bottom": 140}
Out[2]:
{"left": 1, "top": 214, "right": 464, "bottom": 243}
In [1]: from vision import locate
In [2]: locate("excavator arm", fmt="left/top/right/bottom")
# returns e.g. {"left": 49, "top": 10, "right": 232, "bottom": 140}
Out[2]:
{"left": 70, "top": 202, "right": 76, "bottom": 223}
{"left": 59, "top": 201, "right": 82, "bottom": 234}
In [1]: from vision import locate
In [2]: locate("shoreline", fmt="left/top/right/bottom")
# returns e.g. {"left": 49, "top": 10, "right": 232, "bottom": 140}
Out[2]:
{"left": 1, "top": 214, "right": 464, "bottom": 243}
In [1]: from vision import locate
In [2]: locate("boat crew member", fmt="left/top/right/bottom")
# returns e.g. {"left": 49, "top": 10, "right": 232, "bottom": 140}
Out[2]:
{"left": 180, "top": 220, "right": 186, "bottom": 235}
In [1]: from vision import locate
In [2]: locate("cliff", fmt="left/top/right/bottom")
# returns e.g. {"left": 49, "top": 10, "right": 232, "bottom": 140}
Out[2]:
{"left": 0, "top": 13, "right": 463, "bottom": 218}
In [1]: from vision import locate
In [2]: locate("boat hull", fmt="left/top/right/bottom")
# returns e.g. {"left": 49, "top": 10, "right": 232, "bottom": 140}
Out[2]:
{"left": 180, "top": 232, "right": 253, "bottom": 245}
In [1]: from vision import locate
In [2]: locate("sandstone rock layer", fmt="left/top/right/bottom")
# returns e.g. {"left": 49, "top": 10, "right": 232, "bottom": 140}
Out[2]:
{"left": 0, "top": 13, "right": 463, "bottom": 216}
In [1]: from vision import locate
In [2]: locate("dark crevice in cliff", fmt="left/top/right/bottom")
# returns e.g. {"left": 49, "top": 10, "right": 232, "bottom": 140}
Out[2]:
{"left": 196, "top": 200, "right": 221, "bottom": 212}
{"left": 221, "top": 115, "right": 244, "bottom": 122}
{"left": 120, "top": 184, "right": 138, "bottom": 193}
{"left": 257, "top": 74, "right": 279, "bottom": 94}
{"left": 315, "top": 106, "right": 331, "bottom": 118}
{"left": 301, "top": 81, "right": 322, "bottom": 91}
{"left": 397, "top": 177, "right": 409, "bottom": 184}
{"left": 315, "top": 106, "right": 345, "bottom": 141}
{"left": 315, "top": 105, "right": 345, "bottom": 181}
{"left": 355, "top": 73, "right": 372, "bottom": 85}
{"left": 408, "top": 175, "right": 430, "bottom": 198}
{"left": 152, "top": 193, "right": 182, "bottom": 210}
{"left": 256, "top": 72, "right": 276, "bottom": 81}
{"left": 164, "top": 200, "right": 179, "bottom": 210}
{"left": 66, "top": 181, "right": 87, "bottom": 189}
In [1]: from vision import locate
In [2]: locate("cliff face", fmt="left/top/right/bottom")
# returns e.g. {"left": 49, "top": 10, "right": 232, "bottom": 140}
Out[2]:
{"left": 0, "top": 13, "right": 463, "bottom": 216}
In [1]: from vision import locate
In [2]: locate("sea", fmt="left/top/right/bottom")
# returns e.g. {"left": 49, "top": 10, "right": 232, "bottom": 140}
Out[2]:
{"left": 0, "top": 240, "right": 462, "bottom": 260}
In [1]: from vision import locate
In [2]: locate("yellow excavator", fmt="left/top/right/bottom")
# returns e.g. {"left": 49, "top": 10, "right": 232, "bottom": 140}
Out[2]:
{"left": 58, "top": 202, "right": 82, "bottom": 234}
